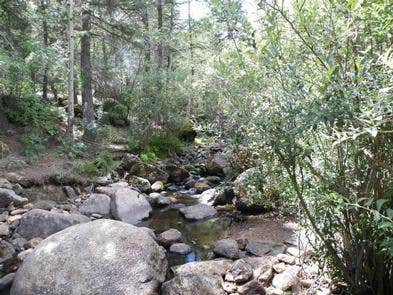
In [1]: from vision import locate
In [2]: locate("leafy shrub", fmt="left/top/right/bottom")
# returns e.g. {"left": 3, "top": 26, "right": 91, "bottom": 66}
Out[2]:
{"left": 58, "top": 139, "right": 85, "bottom": 159}
{"left": 146, "top": 133, "right": 183, "bottom": 158}
{"left": 74, "top": 152, "right": 121, "bottom": 177}
{"left": 20, "top": 130, "right": 47, "bottom": 162}
{"left": 108, "top": 103, "right": 128, "bottom": 126}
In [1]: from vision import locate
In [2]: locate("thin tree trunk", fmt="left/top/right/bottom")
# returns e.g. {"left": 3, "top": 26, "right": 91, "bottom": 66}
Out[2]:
{"left": 42, "top": 0, "right": 48, "bottom": 100}
{"left": 142, "top": 7, "right": 150, "bottom": 72}
{"left": 187, "top": 0, "right": 194, "bottom": 76}
{"left": 81, "top": 7, "right": 95, "bottom": 140}
{"left": 73, "top": 71, "right": 78, "bottom": 105}
{"left": 167, "top": 1, "right": 175, "bottom": 70}
{"left": 67, "top": 0, "right": 75, "bottom": 141}
{"left": 156, "top": 0, "right": 163, "bottom": 69}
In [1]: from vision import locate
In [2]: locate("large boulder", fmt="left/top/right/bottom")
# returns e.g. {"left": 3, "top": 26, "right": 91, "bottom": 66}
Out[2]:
{"left": 0, "top": 188, "right": 28, "bottom": 208}
{"left": 233, "top": 168, "right": 272, "bottom": 214}
{"left": 213, "top": 239, "right": 240, "bottom": 259}
{"left": 110, "top": 187, "right": 152, "bottom": 224}
{"left": 17, "top": 209, "right": 89, "bottom": 240}
{"left": 79, "top": 194, "right": 111, "bottom": 216}
{"left": 161, "top": 274, "right": 225, "bottom": 295}
{"left": 179, "top": 204, "right": 217, "bottom": 221}
{"left": 11, "top": 219, "right": 167, "bottom": 295}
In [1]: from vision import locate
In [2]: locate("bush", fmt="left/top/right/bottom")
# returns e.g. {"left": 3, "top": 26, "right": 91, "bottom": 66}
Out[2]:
{"left": 20, "top": 130, "right": 47, "bottom": 162}
{"left": 74, "top": 152, "right": 121, "bottom": 177}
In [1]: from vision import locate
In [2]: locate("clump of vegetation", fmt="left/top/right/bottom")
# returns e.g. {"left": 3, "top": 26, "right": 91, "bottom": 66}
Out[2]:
{"left": 74, "top": 152, "right": 121, "bottom": 177}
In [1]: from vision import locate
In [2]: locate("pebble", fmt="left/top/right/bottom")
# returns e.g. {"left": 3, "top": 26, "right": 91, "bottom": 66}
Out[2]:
{"left": 273, "top": 263, "right": 286, "bottom": 274}
{"left": 10, "top": 208, "right": 28, "bottom": 216}
{"left": 277, "top": 253, "right": 296, "bottom": 265}
{"left": 7, "top": 214, "right": 22, "bottom": 224}
{"left": 0, "top": 223, "right": 9, "bottom": 236}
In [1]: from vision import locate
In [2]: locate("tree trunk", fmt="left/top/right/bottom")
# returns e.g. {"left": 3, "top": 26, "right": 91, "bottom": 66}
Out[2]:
{"left": 167, "top": 1, "right": 175, "bottom": 70}
{"left": 81, "top": 6, "right": 95, "bottom": 140}
{"left": 142, "top": 6, "right": 150, "bottom": 72}
{"left": 42, "top": 0, "right": 48, "bottom": 100}
{"left": 67, "top": 0, "right": 75, "bottom": 141}
{"left": 156, "top": 0, "right": 163, "bottom": 69}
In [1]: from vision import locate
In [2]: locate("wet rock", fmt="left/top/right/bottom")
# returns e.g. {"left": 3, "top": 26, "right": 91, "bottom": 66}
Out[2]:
{"left": 126, "top": 175, "right": 151, "bottom": 193}
{"left": 0, "top": 178, "right": 12, "bottom": 189}
{"left": 63, "top": 186, "right": 77, "bottom": 199}
{"left": 164, "top": 164, "right": 190, "bottom": 183}
{"left": 205, "top": 176, "right": 222, "bottom": 186}
{"left": 237, "top": 280, "right": 266, "bottom": 295}
{"left": 147, "top": 193, "right": 172, "bottom": 207}
{"left": 179, "top": 204, "right": 217, "bottom": 221}
{"left": 151, "top": 181, "right": 164, "bottom": 192}
{"left": 170, "top": 243, "right": 191, "bottom": 254}
{"left": 0, "top": 223, "right": 9, "bottom": 236}
{"left": 246, "top": 241, "right": 274, "bottom": 257}
{"left": 161, "top": 274, "right": 225, "bottom": 295}
{"left": 0, "top": 273, "right": 15, "bottom": 291}
{"left": 173, "top": 259, "right": 233, "bottom": 277}
{"left": 213, "top": 239, "right": 240, "bottom": 259}
{"left": 185, "top": 178, "right": 197, "bottom": 189}
{"left": 110, "top": 188, "right": 152, "bottom": 224}
{"left": 225, "top": 259, "right": 253, "bottom": 283}
{"left": 195, "top": 182, "right": 211, "bottom": 193}
{"left": 79, "top": 193, "right": 111, "bottom": 216}
{"left": 0, "top": 188, "right": 28, "bottom": 208}
{"left": 11, "top": 219, "right": 167, "bottom": 295}
{"left": 157, "top": 228, "right": 182, "bottom": 247}
{"left": 16, "top": 209, "right": 89, "bottom": 240}
{"left": 271, "top": 265, "right": 300, "bottom": 291}
{"left": 198, "top": 189, "right": 217, "bottom": 205}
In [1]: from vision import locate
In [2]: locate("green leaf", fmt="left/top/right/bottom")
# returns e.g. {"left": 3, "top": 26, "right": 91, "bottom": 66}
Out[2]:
{"left": 376, "top": 199, "right": 389, "bottom": 212}
{"left": 386, "top": 209, "right": 393, "bottom": 219}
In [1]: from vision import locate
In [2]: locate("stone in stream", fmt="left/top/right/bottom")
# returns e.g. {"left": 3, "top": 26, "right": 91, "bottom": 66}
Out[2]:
{"left": 16, "top": 209, "right": 89, "bottom": 240}
{"left": 147, "top": 193, "right": 172, "bottom": 207}
{"left": 157, "top": 228, "right": 182, "bottom": 247}
{"left": 194, "top": 181, "right": 211, "bottom": 193}
{"left": 179, "top": 204, "right": 217, "bottom": 221}
{"left": 169, "top": 243, "right": 192, "bottom": 254}
{"left": 213, "top": 239, "right": 240, "bottom": 259}
{"left": 79, "top": 193, "right": 111, "bottom": 216}
{"left": 0, "top": 188, "right": 28, "bottom": 208}
{"left": 151, "top": 181, "right": 164, "bottom": 191}
{"left": 163, "top": 164, "right": 190, "bottom": 183}
{"left": 161, "top": 274, "right": 225, "bottom": 295}
{"left": 110, "top": 187, "right": 152, "bottom": 224}
{"left": 10, "top": 219, "right": 167, "bottom": 295}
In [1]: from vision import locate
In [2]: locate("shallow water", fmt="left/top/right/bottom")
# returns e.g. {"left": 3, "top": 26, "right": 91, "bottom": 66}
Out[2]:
{"left": 139, "top": 192, "right": 232, "bottom": 268}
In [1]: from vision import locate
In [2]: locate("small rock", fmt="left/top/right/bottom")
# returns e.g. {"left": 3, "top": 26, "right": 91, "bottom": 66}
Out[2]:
{"left": 272, "top": 263, "right": 286, "bottom": 273}
{"left": 0, "top": 188, "right": 28, "bottom": 208}
{"left": 0, "top": 272, "right": 15, "bottom": 290}
{"left": 195, "top": 181, "right": 211, "bottom": 193}
{"left": 169, "top": 243, "right": 191, "bottom": 254}
{"left": 79, "top": 193, "right": 111, "bottom": 216}
{"left": 151, "top": 181, "right": 164, "bottom": 191}
{"left": 236, "top": 238, "right": 249, "bottom": 251}
{"left": 258, "top": 267, "right": 274, "bottom": 285}
{"left": 213, "top": 239, "right": 240, "bottom": 259}
{"left": 11, "top": 237, "right": 28, "bottom": 251}
{"left": 225, "top": 259, "right": 253, "bottom": 283}
{"left": 222, "top": 281, "right": 237, "bottom": 293}
{"left": 161, "top": 274, "right": 225, "bottom": 295}
{"left": 63, "top": 186, "right": 77, "bottom": 199}
{"left": 0, "top": 178, "right": 13, "bottom": 189}
{"left": 126, "top": 175, "right": 151, "bottom": 193}
{"left": 91, "top": 213, "right": 102, "bottom": 219}
{"left": 27, "top": 237, "right": 43, "bottom": 248}
{"left": 300, "top": 279, "right": 313, "bottom": 288}
{"left": 245, "top": 240, "right": 274, "bottom": 257}
{"left": 7, "top": 214, "right": 22, "bottom": 224}
{"left": 0, "top": 241, "right": 16, "bottom": 266}
{"left": 272, "top": 265, "right": 300, "bottom": 291}
{"left": 270, "top": 243, "right": 286, "bottom": 255}
{"left": 0, "top": 223, "right": 9, "bottom": 236}
{"left": 237, "top": 280, "right": 266, "bottom": 295}
{"left": 157, "top": 229, "right": 182, "bottom": 247}
{"left": 179, "top": 204, "right": 217, "bottom": 221}
{"left": 277, "top": 253, "right": 296, "bottom": 265}
{"left": 10, "top": 209, "right": 28, "bottom": 216}
{"left": 93, "top": 175, "right": 112, "bottom": 186}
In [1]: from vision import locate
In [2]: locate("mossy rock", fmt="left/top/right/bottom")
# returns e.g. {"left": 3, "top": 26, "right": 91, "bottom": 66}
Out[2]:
{"left": 178, "top": 123, "right": 197, "bottom": 142}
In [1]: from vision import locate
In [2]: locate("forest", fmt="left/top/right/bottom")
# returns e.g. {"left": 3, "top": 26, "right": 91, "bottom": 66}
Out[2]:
{"left": 0, "top": 0, "right": 392, "bottom": 294}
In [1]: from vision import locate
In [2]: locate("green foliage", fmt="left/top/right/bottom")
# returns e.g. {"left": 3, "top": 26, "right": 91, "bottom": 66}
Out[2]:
{"left": 20, "top": 130, "right": 47, "bottom": 162}
{"left": 58, "top": 139, "right": 85, "bottom": 159}
{"left": 108, "top": 103, "right": 129, "bottom": 126}
{"left": 74, "top": 152, "right": 121, "bottom": 177}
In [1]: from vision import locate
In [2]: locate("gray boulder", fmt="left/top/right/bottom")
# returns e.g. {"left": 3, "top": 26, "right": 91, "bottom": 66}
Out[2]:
{"left": 110, "top": 188, "right": 152, "bottom": 224}
{"left": 246, "top": 240, "right": 275, "bottom": 257}
{"left": 11, "top": 219, "right": 167, "bottom": 295}
{"left": 272, "top": 265, "right": 300, "bottom": 291}
{"left": 161, "top": 274, "right": 225, "bottom": 295}
{"left": 213, "top": 239, "right": 240, "bottom": 259}
{"left": 157, "top": 228, "right": 182, "bottom": 247}
{"left": 163, "top": 164, "right": 190, "bottom": 183}
{"left": 179, "top": 204, "right": 216, "bottom": 221}
{"left": 0, "top": 188, "right": 28, "bottom": 208}
{"left": 169, "top": 243, "right": 191, "bottom": 255}
{"left": 225, "top": 259, "right": 253, "bottom": 283}
{"left": 126, "top": 175, "right": 151, "bottom": 193}
{"left": 17, "top": 209, "right": 89, "bottom": 240}
{"left": 79, "top": 194, "right": 111, "bottom": 216}
{"left": 0, "top": 178, "right": 12, "bottom": 189}
{"left": 172, "top": 259, "right": 233, "bottom": 277}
